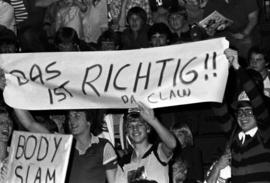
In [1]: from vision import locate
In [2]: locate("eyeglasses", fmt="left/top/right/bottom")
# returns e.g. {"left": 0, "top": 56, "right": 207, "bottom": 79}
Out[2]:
{"left": 237, "top": 108, "right": 254, "bottom": 117}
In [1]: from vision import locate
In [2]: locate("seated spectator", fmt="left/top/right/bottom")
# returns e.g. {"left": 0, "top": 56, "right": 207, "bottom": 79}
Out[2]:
{"left": 116, "top": 102, "right": 177, "bottom": 183}
{"left": 97, "top": 29, "right": 121, "bottom": 50}
{"left": 54, "top": 27, "right": 90, "bottom": 51}
{"left": 248, "top": 46, "right": 270, "bottom": 97}
{"left": 0, "top": 25, "right": 18, "bottom": 53}
{"left": 168, "top": 6, "right": 192, "bottom": 44}
{"left": 148, "top": 0, "right": 179, "bottom": 25}
{"left": 171, "top": 123, "right": 204, "bottom": 183}
{"left": 0, "top": 0, "right": 15, "bottom": 33}
{"left": 148, "top": 22, "right": 172, "bottom": 47}
{"left": 112, "top": 0, "right": 151, "bottom": 30}
{"left": 120, "top": 7, "right": 150, "bottom": 50}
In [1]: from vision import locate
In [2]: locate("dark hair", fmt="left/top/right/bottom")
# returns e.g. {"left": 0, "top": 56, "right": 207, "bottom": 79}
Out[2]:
{"left": 148, "top": 23, "right": 172, "bottom": 41}
{"left": 67, "top": 109, "right": 105, "bottom": 136}
{"left": 168, "top": 6, "right": 187, "bottom": 20}
{"left": 54, "top": 27, "right": 80, "bottom": 45}
{"left": 248, "top": 46, "right": 268, "bottom": 64}
{"left": 0, "top": 25, "right": 18, "bottom": 51}
{"left": 127, "top": 7, "right": 148, "bottom": 25}
{"left": 97, "top": 29, "right": 121, "bottom": 50}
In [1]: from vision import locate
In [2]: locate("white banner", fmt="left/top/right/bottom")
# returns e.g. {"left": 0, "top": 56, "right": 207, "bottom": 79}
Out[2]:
{"left": 5, "top": 131, "right": 73, "bottom": 183}
{"left": 0, "top": 38, "right": 229, "bottom": 110}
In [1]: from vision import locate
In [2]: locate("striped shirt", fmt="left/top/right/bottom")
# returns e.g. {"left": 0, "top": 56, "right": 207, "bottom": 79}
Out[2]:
{"left": 231, "top": 68, "right": 270, "bottom": 182}
{"left": 10, "top": 0, "right": 28, "bottom": 23}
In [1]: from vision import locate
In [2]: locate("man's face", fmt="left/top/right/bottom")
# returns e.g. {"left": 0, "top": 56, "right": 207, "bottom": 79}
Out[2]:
{"left": 128, "top": 14, "right": 144, "bottom": 32}
{"left": 249, "top": 53, "right": 267, "bottom": 73}
{"left": 0, "top": 113, "right": 13, "bottom": 142}
{"left": 168, "top": 13, "right": 185, "bottom": 32}
{"left": 68, "top": 111, "right": 90, "bottom": 136}
{"left": 237, "top": 107, "right": 257, "bottom": 132}
{"left": 151, "top": 33, "right": 168, "bottom": 47}
{"left": 127, "top": 119, "right": 149, "bottom": 144}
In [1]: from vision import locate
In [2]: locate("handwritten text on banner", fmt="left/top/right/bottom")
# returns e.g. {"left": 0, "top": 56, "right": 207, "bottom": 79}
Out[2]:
{"left": 0, "top": 38, "right": 229, "bottom": 109}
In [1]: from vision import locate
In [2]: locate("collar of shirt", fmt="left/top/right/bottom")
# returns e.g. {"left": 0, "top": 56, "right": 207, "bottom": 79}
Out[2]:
{"left": 75, "top": 134, "right": 99, "bottom": 155}
{"left": 238, "top": 127, "right": 258, "bottom": 144}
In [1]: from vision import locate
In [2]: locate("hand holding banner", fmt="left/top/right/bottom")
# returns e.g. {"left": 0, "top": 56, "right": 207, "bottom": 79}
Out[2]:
{"left": 5, "top": 131, "right": 73, "bottom": 183}
{"left": 0, "top": 38, "right": 229, "bottom": 109}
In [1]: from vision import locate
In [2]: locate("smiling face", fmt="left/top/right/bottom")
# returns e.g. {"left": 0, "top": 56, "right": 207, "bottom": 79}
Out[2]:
{"left": 126, "top": 118, "right": 149, "bottom": 144}
{"left": 0, "top": 113, "right": 13, "bottom": 142}
{"left": 68, "top": 111, "right": 90, "bottom": 136}
{"left": 237, "top": 106, "right": 257, "bottom": 132}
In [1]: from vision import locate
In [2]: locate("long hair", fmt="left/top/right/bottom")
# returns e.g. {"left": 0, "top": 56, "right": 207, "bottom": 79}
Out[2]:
{"left": 171, "top": 123, "right": 193, "bottom": 147}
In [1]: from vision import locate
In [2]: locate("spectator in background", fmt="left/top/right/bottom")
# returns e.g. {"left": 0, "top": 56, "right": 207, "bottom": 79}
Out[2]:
{"left": 177, "top": 0, "right": 204, "bottom": 24}
{"left": 97, "top": 29, "right": 121, "bottom": 50}
{"left": 171, "top": 123, "right": 204, "bottom": 183}
{"left": 171, "top": 157, "right": 188, "bottom": 183}
{"left": 55, "top": 0, "right": 87, "bottom": 40}
{"left": 248, "top": 46, "right": 270, "bottom": 97}
{"left": 149, "top": 0, "right": 179, "bottom": 25}
{"left": 0, "top": 25, "right": 18, "bottom": 53}
{"left": 54, "top": 27, "right": 90, "bottom": 51}
{"left": 82, "top": 0, "right": 109, "bottom": 44}
{"left": 6, "top": 0, "right": 47, "bottom": 52}
{"left": 203, "top": 0, "right": 259, "bottom": 59}
{"left": 120, "top": 7, "right": 150, "bottom": 50}
{"left": 43, "top": 0, "right": 67, "bottom": 48}
{"left": 168, "top": 6, "right": 192, "bottom": 44}
{"left": 148, "top": 22, "right": 172, "bottom": 47}
{"left": 110, "top": 0, "right": 151, "bottom": 31}
{"left": 0, "top": 0, "right": 15, "bottom": 33}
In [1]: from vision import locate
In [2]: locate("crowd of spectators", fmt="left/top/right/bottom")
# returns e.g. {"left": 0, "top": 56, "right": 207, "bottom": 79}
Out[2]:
{"left": 1, "top": 0, "right": 270, "bottom": 183}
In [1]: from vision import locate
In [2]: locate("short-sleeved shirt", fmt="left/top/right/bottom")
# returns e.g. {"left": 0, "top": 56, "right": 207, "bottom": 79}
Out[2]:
{"left": 117, "top": 143, "right": 171, "bottom": 183}
{"left": 203, "top": 0, "right": 258, "bottom": 32}
{"left": 67, "top": 135, "right": 117, "bottom": 183}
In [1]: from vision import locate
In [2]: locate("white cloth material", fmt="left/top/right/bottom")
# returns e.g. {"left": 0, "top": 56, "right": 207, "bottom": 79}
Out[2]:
{"left": 0, "top": 1, "right": 16, "bottom": 32}
{"left": 263, "top": 76, "right": 270, "bottom": 97}
{"left": 238, "top": 127, "right": 258, "bottom": 144}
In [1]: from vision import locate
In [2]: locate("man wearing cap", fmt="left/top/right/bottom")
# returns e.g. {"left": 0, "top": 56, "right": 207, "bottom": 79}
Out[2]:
{"left": 117, "top": 102, "right": 176, "bottom": 183}
{"left": 224, "top": 49, "right": 270, "bottom": 183}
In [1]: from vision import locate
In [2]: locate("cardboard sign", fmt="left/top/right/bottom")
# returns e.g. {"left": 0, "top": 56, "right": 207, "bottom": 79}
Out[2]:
{"left": 5, "top": 131, "right": 73, "bottom": 183}
{"left": 0, "top": 38, "right": 229, "bottom": 110}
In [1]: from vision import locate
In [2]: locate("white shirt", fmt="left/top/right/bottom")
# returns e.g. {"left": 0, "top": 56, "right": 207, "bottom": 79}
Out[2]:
{"left": 0, "top": 1, "right": 16, "bottom": 33}
{"left": 238, "top": 127, "right": 258, "bottom": 144}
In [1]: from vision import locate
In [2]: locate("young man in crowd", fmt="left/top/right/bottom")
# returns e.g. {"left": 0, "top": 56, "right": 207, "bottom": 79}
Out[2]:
{"left": 248, "top": 46, "right": 270, "bottom": 97}
{"left": 117, "top": 102, "right": 177, "bottom": 183}
{"left": 67, "top": 110, "right": 118, "bottom": 183}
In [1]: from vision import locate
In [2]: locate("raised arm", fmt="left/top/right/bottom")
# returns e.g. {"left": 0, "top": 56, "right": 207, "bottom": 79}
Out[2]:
{"left": 137, "top": 102, "right": 177, "bottom": 156}
{"left": 14, "top": 109, "right": 50, "bottom": 133}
